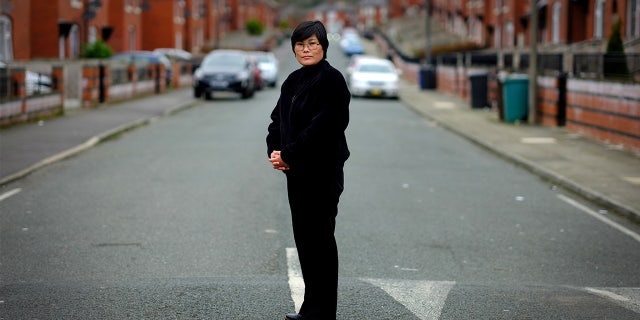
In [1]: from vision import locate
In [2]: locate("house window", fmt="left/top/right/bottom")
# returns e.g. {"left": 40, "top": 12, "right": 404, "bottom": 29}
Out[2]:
{"left": 628, "top": 0, "right": 640, "bottom": 38}
{"left": 70, "top": 0, "right": 83, "bottom": 9}
{"left": 552, "top": 2, "right": 561, "bottom": 43}
{"left": 175, "top": 0, "right": 186, "bottom": 23}
{"left": 505, "top": 21, "right": 514, "bottom": 47}
{"left": 176, "top": 32, "right": 183, "bottom": 49}
{"left": 594, "top": 0, "right": 605, "bottom": 38}
{"left": 0, "top": 15, "right": 13, "bottom": 61}
{"left": 129, "top": 25, "right": 136, "bottom": 50}
{"left": 88, "top": 25, "right": 97, "bottom": 44}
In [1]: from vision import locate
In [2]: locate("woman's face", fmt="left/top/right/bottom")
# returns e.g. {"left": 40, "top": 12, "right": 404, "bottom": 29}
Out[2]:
{"left": 294, "top": 35, "right": 323, "bottom": 67}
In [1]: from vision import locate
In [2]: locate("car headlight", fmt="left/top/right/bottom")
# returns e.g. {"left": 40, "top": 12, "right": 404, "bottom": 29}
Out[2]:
{"left": 194, "top": 68, "right": 203, "bottom": 80}
{"left": 237, "top": 71, "right": 250, "bottom": 80}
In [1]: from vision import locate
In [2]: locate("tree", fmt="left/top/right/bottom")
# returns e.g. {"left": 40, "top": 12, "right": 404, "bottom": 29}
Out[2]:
{"left": 604, "top": 17, "right": 630, "bottom": 80}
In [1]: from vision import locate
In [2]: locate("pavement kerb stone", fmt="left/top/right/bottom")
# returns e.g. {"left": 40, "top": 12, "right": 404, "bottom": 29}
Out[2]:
{"left": 0, "top": 99, "right": 201, "bottom": 186}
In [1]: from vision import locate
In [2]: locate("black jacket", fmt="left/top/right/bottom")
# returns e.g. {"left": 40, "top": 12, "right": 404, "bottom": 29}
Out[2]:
{"left": 266, "top": 59, "right": 350, "bottom": 173}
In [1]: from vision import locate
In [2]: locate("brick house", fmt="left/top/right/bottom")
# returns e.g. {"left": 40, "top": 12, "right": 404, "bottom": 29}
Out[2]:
{"left": 357, "top": 0, "right": 389, "bottom": 29}
{"left": 0, "top": 0, "right": 277, "bottom": 61}
{"left": 307, "top": 1, "right": 357, "bottom": 34}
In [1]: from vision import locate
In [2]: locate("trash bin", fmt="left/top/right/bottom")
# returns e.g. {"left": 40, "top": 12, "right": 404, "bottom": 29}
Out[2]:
{"left": 419, "top": 64, "right": 436, "bottom": 89}
{"left": 468, "top": 72, "right": 488, "bottom": 109}
{"left": 502, "top": 74, "right": 529, "bottom": 123}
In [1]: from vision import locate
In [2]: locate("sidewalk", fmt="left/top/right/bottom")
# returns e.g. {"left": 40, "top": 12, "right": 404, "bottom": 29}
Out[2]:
{"left": 0, "top": 89, "right": 199, "bottom": 185}
{"left": 399, "top": 81, "right": 640, "bottom": 222}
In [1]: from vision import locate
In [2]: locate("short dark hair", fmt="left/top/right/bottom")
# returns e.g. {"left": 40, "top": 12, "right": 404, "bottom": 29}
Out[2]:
{"left": 291, "top": 20, "right": 328, "bottom": 60}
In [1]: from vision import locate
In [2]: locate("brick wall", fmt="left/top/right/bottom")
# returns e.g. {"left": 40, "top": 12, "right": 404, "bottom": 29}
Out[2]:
{"left": 565, "top": 80, "right": 640, "bottom": 151}
{"left": 0, "top": 67, "right": 63, "bottom": 127}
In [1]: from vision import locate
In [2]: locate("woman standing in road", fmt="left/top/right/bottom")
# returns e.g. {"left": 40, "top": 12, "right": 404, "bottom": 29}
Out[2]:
{"left": 266, "top": 21, "right": 351, "bottom": 320}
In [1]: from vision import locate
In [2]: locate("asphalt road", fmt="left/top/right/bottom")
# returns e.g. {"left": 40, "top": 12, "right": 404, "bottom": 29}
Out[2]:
{"left": 1, "top": 42, "right": 639, "bottom": 319}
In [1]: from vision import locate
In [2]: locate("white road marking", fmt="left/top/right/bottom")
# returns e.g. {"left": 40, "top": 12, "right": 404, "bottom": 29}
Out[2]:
{"left": 557, "top": 194, "right": 640, "bottom": 243}
{"left": 433, "top": 101, "right": 455, "bottom": 109}
{"left": 362, "top": 278, "right": 455, "bottom": 320}
{"left": 286, "top": 247, "right": 304, "bottom": 312}
{"left": 622, "top": 177, "right": 640, "bottom": 185}
{"left": 520, "top": 137, "right": 557, "bottom": 144}
{"left": 286, "top": 249, "right": 639, "bottom": 318}
{"left": 584, "top": 287, "right": 640, "bottom": 313}
{"left": 0, "top": 188, "right": 21, "bottom": 202}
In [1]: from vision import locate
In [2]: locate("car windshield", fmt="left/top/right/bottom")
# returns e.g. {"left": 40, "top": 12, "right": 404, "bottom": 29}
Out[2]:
{"left": 357, "top": 63, "right": 394, "bottom": 73}
{"left": 255, "top": 55, "right": 271, "bottom": 63}
{"left": 203, "top": 53, "right": 245, "bottom": 68}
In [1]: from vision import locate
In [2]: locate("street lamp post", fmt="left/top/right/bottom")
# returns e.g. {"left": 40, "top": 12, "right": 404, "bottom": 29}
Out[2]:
{"left": 419, "top": 0, "right": 435, "bottom": 90}
{"left": 425, "top": 0, "right": 431, "bottom": 66}
{"left": 529, "top": 0, "right": 538, "bottom": 124}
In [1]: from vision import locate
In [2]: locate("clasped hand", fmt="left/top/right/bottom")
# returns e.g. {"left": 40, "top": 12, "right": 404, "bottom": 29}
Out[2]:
{"left": 269, "top": 150, "right": 290, "bottom": 171}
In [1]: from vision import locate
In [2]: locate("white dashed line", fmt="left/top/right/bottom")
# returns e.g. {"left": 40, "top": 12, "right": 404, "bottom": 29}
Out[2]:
{"left": 0, "top": 188, "right": 21, "bottom": 202}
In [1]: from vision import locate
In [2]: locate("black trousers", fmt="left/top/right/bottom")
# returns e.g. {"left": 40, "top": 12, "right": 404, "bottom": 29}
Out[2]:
{"left": 285, "top": 164, "right": 344, "bottom": 320}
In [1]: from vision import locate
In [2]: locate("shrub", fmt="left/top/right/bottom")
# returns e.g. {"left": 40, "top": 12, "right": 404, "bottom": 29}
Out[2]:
{"left": 82, "top": 40, "right": 113, "bottom": 59}
{"left": 246, "top": 18, "right": 264, "bottom": 36}
{"left": 604, "top": 17, "right": 630, "bottom": 80}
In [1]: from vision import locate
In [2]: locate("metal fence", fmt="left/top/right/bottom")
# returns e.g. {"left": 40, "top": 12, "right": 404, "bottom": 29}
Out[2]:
{"left": 374, "top": 28, "right": 638, "bottom": 82}
{"left": 574, "top": 53, "right": 640, "bottom": 81}
{"left": 110, "top": 66, "right": 130, "bottom": 85}
{"left": 0, "top": 67, "right": 12, "bottom": 102}
{"left": 430, "top": 51, "right": 637, "bottom": 82}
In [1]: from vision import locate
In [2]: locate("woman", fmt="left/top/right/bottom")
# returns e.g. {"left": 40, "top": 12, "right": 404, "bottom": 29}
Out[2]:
{"left": 266, "top": 21, "right": 350, "bottom": 320}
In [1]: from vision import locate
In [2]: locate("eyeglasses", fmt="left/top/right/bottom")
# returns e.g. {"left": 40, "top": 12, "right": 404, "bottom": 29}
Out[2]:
{"left": 294, "top": 41, "right": 320, "bottom": 51}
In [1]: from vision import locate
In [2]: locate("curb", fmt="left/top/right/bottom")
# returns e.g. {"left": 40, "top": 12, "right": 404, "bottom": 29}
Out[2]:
{"left": 0, "top": 100, "right": 201, "bottom": 186}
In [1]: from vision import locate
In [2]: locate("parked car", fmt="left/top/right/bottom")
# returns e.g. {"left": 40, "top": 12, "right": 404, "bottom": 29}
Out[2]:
{"left": 193, "top": 50, "right": 256, "bottom": 99}
{"left": 110, "top": 51, "right": 173, "bottom": 85}
{"left": 348, "top": 57, "right": 400, "bottom": 99}
{"left": 0, "top": 61, "right": 52, "bottom": 96}
{"left": 153, "top": 48, "right": 193, "bottom": 62}
{"left": 248, "top": 51, "right": 279, "bottom": 88}
{"left": 153, "top": 48, "right": 200, "bottom": 73}
{"left": 345, "top": 54, "right": 378, "bottom": 78}
{"left": 340, "top": 36, "right": 365, "bottom": 56}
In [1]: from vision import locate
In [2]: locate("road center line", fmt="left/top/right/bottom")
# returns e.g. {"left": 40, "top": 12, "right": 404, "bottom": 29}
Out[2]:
{"left": 286, "top": 247, "right": 304, "bottom": 312}
{"left": 0, "top": 188, "right": 21, "bottom": 202}
{"left": 557, "top": 194, "right": 640, "bottom": 243}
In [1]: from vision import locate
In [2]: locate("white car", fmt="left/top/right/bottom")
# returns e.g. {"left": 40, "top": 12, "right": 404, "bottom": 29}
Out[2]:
{"left": 153, "top": 48, "right": 193, "bottom": 62}
{"left": 0, "top": 61, "right": 52, "bottom": 96}
{"left": 348, "top": 57, "right": 400, "bottom": 99}
{"left": 249, "top": 51, "right": 279, "bottom": 88}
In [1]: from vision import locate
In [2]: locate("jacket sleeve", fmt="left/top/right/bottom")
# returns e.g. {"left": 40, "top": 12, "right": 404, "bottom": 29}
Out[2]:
{"left": 266, "top": 97, "right": 282, "bottom": 158}
{"left": 280, "top": 69, "right": 350, "bottom": 167}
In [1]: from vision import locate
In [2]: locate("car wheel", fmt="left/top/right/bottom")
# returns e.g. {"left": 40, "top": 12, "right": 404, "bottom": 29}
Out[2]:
{"left": 194, "top": 87, "right": 202, "bottom": 98}
{"left": 204, "top": 91, "right": 213, "bottom": 100}
{"left": 241, "top": 86, "right": 253, "bottom": 99}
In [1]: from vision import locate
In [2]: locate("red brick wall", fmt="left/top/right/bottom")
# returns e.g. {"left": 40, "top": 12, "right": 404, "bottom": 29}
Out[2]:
{"left": 109, "top": 0, "right": 143, "bottom": 52}
{"left": 30, "top": 0, "right": 88, "bottom": 59}
{"left": 565, "top": 80, "right": 640, "bottom": 151}
{"left": 9, "top": 0, "right": 31, "bottom": 60}
{"left": 537, "top": 76, "right": 560, "bottom": 126}
{"left": 142, "top": 0, "right": 178, "bottom": 51}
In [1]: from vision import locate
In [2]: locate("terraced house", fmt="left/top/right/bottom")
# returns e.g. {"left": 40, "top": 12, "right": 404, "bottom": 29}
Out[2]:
{"left": 0, "top": 0, "right": 278, "bottom": 60}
